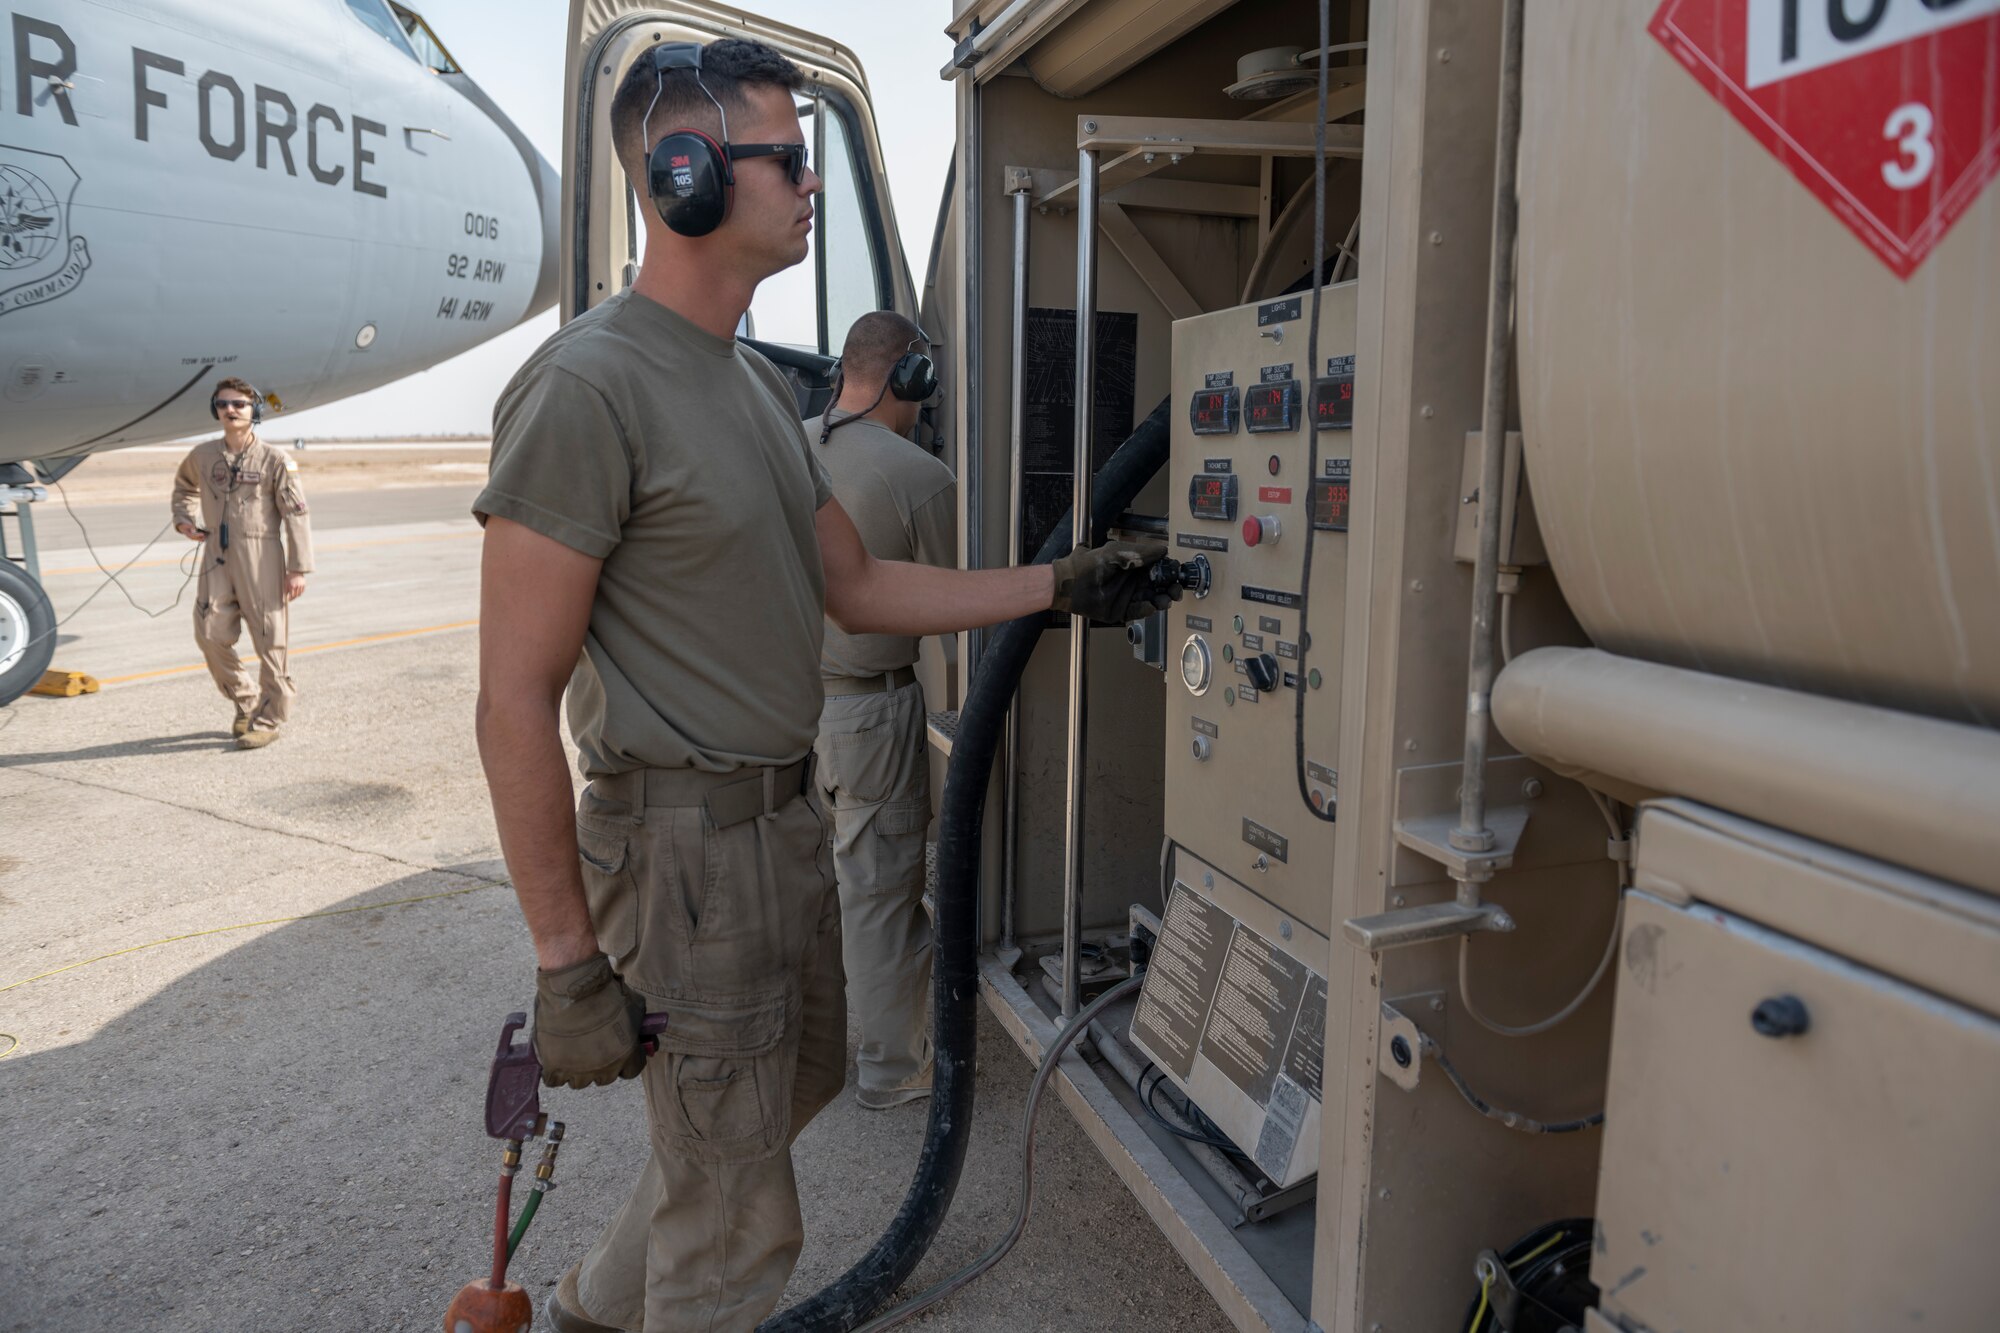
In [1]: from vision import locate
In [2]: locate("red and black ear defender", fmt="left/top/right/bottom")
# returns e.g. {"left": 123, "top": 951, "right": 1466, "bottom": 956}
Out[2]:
{"left": 644, "top": 43, "right": 735, "bottom": 238}
{"left": 209, "top": 385, "right": 264, "bottom": 423}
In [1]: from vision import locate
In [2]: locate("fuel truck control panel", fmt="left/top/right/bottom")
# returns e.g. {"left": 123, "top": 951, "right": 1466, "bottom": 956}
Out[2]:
{"left": 1161, "top": 288, "right": 1354, "bottom": 938}
{"left": 1127, "top": 289, "right": 1356, "bottom": 1186}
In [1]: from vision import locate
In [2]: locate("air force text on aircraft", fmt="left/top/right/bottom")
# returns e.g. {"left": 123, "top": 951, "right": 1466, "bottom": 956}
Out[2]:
{"left": 5, "top": 9, "right": 520, "bottom": 329}
{"left": 10, "top": 12, "right": 400, "bottom": 199}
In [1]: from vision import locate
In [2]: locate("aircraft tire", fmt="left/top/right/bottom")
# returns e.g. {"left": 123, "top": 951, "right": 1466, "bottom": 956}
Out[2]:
{"left": 0, "top": 559, "right": 56, "bottom": 707}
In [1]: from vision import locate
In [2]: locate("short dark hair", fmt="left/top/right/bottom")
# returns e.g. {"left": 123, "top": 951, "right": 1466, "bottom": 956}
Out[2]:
{"left": 213, "top": 376, "right": 257, "bottom": 402}
{"left": 610, "top": 38, "right": 805, "bottom": 189}
{"left": 837, "top": 311, "right": 927, "bottom": 390}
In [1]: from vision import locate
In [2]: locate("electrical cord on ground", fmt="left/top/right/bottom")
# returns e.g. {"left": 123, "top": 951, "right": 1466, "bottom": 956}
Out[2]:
{"left": 1419, "top": 1032, "right": 1603, "bottom": 1134}
{"left": 1457, "top": 892, "right": 1623, "bottom": 1038}
{"left": 55, "top": 481, "right": 199, "bottom": 620}
{"left": 849, "top": 975, "right": 1145, "bottom": 1333}
{"left": 1291, "top": 0, "right": 1337, "bottom": 825}
{"left": 0, "top": 880, "right": 503, "bottom": 1062}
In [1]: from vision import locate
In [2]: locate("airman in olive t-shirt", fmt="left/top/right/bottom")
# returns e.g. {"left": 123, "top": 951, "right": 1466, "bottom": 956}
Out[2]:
{"left": 472, "top": 38, "right": 1174, "bottom": 1333}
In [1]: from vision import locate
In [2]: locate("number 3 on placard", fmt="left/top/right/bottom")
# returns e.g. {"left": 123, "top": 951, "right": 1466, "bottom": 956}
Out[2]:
{"left": 1882, "top": 102, "right": 1936, "bottom": 191}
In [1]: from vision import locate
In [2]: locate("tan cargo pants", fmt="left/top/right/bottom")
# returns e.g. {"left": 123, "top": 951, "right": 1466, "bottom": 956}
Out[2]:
{"left": 813, "top": 679, "right": 934, "bottom": 1096}
{"left": 568, "top": 763, "right": 846, "bottom": 1333}
{"left": 193, "top": 535, "right": 294, "bottom": 730}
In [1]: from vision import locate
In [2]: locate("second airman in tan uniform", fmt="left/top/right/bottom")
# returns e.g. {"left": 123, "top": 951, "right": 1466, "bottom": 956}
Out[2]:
{"left": 171, "top": 376, "right": 313, "bottom": 749}
{"left": 807, "top": 311, "right": 956, "bottom": 1109}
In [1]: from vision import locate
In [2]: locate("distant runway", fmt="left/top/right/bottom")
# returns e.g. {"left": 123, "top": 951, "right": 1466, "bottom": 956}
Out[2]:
{"left": 29, "top": 483, "right": 483, "bottom": 689}
{"left": 34, "top": 482, "right": 483, "bottom": 551}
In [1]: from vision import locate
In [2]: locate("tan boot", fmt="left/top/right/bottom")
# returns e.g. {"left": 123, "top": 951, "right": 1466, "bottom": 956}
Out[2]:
{"left": 231, "top": 710, "right": 252, "bottom": 739}
{"left": 236, "top": 728, "right": 282, "bottom": 750}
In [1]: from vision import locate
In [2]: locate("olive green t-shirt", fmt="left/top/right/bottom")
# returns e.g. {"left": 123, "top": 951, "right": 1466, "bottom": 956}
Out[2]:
{"left": 476, "top": 290, "right": 833, "bottom": 776}
{"left": 805, "top": 414, "right": 957, "bottom": 680}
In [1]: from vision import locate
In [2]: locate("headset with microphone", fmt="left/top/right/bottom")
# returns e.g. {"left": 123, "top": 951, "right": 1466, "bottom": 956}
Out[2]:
{"left": 643, "top": 42, "right": 812, "bottom": 238}
{"left": 818, "top": 334, "right": 938, "bottom": 445}
{"left": 209, "top": 383, "right": 264, "bottom": 424}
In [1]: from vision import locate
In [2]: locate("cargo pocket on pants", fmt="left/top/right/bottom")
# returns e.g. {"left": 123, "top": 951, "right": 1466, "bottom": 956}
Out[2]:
{"left": 576, "top": 818, "right": 639, "bottom": 965}
{"left": 651, "top": 989, "right": 793, "bottom": 1165}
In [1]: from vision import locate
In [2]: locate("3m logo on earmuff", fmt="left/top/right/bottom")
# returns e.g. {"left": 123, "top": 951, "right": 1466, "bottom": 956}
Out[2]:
{"left": 641, "top": 43, "right": 734, "bottom": 238}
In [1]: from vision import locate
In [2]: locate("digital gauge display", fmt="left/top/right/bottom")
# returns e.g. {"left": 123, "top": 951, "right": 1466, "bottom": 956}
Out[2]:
{"left": 1245, "top": 381, "right": 1300, "bottom": 433}
{"left": 1314, "top": 373, "right": 1355, "bottom": 430}
{"left": 1189, "top": 386, "right": 1239, "bottom": 435}
{"left": 1187, "top": 472, "right": 1240, "bottom": 522}
{"left": 1311, "top": 476, "right": 1351, "bottom": 532}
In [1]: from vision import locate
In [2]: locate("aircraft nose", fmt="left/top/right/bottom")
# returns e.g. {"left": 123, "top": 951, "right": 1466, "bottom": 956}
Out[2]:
{"left": 440, "top": 72, "right": 558, "bottom": 322}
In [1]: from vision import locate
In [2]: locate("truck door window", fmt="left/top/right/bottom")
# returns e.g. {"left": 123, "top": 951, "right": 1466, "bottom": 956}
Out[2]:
{"left": 820, "top": 101, "right": 879, "bottom": 354}
{"left": 744, "top": 94, "right": 890, "bottom": 354}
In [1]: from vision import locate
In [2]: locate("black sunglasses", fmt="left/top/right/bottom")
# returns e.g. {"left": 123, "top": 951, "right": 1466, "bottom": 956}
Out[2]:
{"left": 727, "top": 142, "right": 810, "bottom": 185}
{"left": 215, "top": 399, "right": 255, "bottom": 411}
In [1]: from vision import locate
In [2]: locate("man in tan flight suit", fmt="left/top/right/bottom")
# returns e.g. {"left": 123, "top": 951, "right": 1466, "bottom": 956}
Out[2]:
{"left": 473, "top": 38, "right": 1173, "bottom": 1333}
{"left": 807, "top": 311, "right": 955, "bottom": 1110}
{"left": 171, "top": 376, "right": 313, "bottom": 749}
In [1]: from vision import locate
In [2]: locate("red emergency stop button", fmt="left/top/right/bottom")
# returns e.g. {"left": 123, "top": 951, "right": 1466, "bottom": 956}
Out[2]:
{"left": 1242, "top": 514, "right": 1280, "bottom": 547}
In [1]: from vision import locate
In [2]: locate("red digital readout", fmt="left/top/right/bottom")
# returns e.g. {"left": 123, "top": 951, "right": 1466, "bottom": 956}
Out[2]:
{"left": 1187, "top": 472, "right": 1239, "bottom": 521}
{"left": 1311, "top": 477, "right": 1350, "bottom": 532}
{"left": 1189, "top": 387, "right": 1238, "bottom": 435}
{"left": 1245, "top": 382, "right": 1299, "bottom": 433}
{"left": 1314, "top": 376, "right": 1355, "bottom": 429}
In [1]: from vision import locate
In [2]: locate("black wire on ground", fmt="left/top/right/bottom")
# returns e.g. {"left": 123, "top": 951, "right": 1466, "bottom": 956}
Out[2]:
{"left": 3, "top": 485, "right": 201, "bottom": 679}
{"left": 763, "top": 395, "right": 1175, "bottom": 1332}
{"left": 849, "top": 975, "right": 1146, "bottom": 1333}
{"left": 1419, "top": 1033, "right": 1603, "bottom": 1135}
{"left": 55, "top": 481, "right": 198, "bottom": 621}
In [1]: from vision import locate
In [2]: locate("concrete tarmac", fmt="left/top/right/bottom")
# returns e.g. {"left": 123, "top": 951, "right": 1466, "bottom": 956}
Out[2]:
{"left": 0, "top": 481, "right": 1234, "bottom": 1332}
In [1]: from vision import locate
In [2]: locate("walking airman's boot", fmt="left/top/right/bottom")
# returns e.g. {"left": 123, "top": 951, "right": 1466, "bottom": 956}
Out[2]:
{"left": 236, "top": 727, "right": 282, "bottom": 751}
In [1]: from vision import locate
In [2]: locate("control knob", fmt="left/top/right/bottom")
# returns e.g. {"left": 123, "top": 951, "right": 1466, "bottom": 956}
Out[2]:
{"left": 1244, "top": 653, "right": 1281, "bottom": 692}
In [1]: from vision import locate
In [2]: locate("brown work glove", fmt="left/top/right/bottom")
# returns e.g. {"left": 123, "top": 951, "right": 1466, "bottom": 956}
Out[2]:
{"left": 532, "top": 952, "right": 648, "bottom": 1090}
{"left": 1050, "top": 540, "right": 1177, "bottom": 624}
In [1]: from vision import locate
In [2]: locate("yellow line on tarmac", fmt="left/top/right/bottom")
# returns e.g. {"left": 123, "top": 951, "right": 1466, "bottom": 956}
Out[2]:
{"left": 41, "top": 528, "right": 479, "bottom": 577}
{"left": 95, "top": 619, "right": 479, "bottom": 685}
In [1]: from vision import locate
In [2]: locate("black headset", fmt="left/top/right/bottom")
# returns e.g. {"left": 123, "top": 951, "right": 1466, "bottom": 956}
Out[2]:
{"left": 819, "top": 334, "right": 938, "bottom": 444}
{"left": 644, "top": 43, "right": 736, "bottom": 237}
{"left": 209, "top": 383, "right": 264, "bottom": 423}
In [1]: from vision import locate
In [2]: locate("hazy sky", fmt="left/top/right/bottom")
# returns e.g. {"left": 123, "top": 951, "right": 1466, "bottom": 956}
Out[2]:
{"left": 274, "top": 0, "right": 957, "bottom": 438}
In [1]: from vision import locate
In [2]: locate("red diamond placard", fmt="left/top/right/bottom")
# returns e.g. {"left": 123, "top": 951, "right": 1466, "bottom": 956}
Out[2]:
{"left": 1650, "top": 0, "right": 2000, "bottom": 279}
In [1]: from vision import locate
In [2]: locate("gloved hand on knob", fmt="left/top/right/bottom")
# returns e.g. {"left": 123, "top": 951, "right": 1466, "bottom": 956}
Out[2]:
{"left": 532, "top": 952, "right": 648, "bottom": 1089}
{"left": 1050, "top": 540, "right": 1178, "bottom": 624}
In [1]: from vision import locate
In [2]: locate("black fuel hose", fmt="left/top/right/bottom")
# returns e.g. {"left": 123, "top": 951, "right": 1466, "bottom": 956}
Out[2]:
{"left": 762, "top": 393, "right": 1174, "bottom": 1332}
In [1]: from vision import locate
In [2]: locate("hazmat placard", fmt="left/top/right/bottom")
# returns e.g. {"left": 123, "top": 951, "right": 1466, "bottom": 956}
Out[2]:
{"left": 1650, "top": 0, "right": 2000, "bottom": 279}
